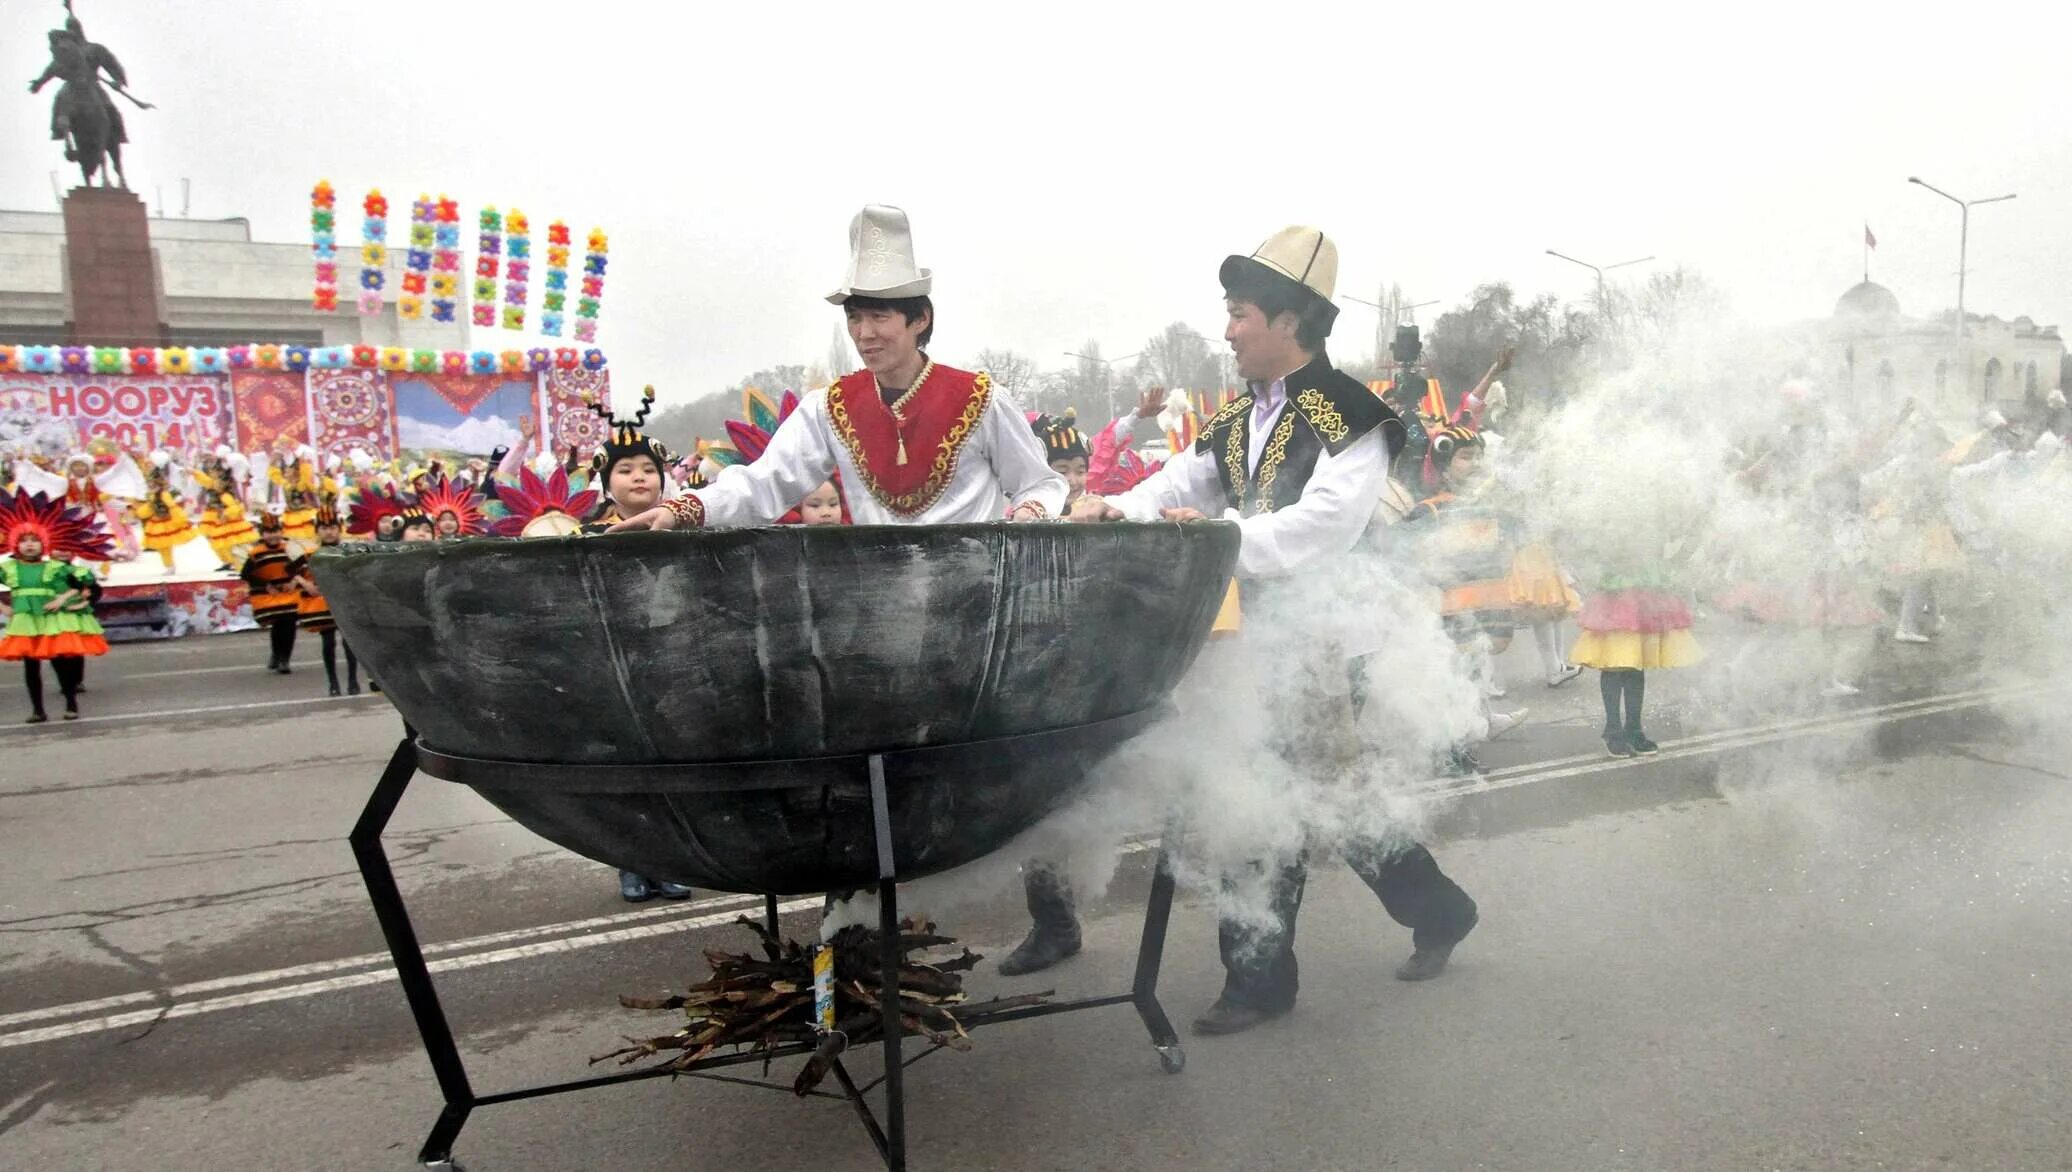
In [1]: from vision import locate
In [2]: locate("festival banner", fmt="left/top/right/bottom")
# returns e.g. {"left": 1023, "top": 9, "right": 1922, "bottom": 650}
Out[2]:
{"left": 228, "top": 370, "right": 311, "bottom": 455}
{"left": 391, "top": 371, "right": 540, "bottom": 467}
{"left": 0, "top": 372, "right": 235, "bottom": 462}
{"left": 308, "top": 368, "right": 399, "bottom": 463}
{"left": 541, "top": 366, "right": 611, "bottom": 467}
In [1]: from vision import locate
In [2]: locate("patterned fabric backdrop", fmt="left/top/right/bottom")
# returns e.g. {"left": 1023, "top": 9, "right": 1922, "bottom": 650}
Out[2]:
{"left": 542, "top": 367, "right": 611, "bottom": 467}
{"left": 229, "top": 371, "right": 311, "bottom": 455}
{"left": 308, "top": 369, "right": 398, "bottom": 462}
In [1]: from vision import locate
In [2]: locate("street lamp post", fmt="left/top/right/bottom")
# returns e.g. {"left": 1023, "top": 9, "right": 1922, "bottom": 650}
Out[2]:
{"left": 1544, "top": 249, "right": 1654, "bottom": 324}
{"left": 1907, "top": 176, "right": 2017, "bottom": 401}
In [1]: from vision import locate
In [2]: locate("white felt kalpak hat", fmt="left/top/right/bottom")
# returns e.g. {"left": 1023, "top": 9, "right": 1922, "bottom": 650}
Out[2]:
{"left": 1220, "top": 225, "right": 1340, "bottom": 325}
{"left": 827, "top": 204, "right": 933, "bottom": 304}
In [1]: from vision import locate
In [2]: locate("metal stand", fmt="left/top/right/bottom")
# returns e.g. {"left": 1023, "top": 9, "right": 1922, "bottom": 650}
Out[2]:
{"left": 352, "top": 716, "right": 1184, "bottom": 1171}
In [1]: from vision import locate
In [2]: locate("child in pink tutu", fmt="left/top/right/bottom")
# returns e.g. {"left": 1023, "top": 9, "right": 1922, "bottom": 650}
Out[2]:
{"left": 1571, "top": 568, "right": 1703, "bottom": 758}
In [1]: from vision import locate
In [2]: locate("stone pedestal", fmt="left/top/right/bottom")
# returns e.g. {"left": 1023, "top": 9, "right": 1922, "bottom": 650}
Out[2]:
{"left": 62, "top": 187, "right": 166, "bottom": 347}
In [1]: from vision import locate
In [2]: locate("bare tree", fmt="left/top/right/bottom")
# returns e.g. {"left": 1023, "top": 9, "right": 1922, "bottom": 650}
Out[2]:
{"left": 826, "top": 327, "right": 853, "bottom": 380}
{"left": 974, "top": 348, "right": 1041, "bottom": 401}
{"left": 1139, "top": 321, "right": 1214, "bottom": 392}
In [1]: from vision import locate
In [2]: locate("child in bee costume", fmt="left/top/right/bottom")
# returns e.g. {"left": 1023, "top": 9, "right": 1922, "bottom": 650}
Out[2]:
{"left": 238, "top": 513, "right": 307, "bottom": 675}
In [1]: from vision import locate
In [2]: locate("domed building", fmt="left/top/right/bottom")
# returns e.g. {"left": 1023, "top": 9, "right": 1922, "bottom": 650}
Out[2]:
{"left": 1810, "top": 278, "right": 2062, "bottom": 423}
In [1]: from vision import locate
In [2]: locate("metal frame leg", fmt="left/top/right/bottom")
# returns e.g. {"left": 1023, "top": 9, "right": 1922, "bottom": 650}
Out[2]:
{"left": 350, "top": 735, "right": 478, "bottom": 1166}
{"left": 1131, "top": 841, "right": 1186, "bottom": 1074}
{"left": 867, "top": 753, "right": 908, "bottom": 1171}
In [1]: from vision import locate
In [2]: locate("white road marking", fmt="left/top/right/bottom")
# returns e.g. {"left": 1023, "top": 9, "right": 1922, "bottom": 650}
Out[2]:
{"left": 120, "top": 663, "right": 287, "bottom": 680}
{"left": 0, "top": 693, "right": 387, "bottom": 731}
{"left": 0, "top": 681, "right": 2054, "bottom": 1049}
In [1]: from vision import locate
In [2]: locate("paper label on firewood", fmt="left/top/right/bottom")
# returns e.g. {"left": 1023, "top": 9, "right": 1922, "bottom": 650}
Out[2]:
{"left": 1210, "top": 579, "right": 1241, "bottom": 638}
{"left": 813, "top": 944, "right": 835, "bottom": 1031}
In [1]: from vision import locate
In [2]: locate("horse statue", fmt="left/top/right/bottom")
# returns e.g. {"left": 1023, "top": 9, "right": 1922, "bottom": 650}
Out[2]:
{"left": 27, "top": 2, "right": 151, "bottom": 190}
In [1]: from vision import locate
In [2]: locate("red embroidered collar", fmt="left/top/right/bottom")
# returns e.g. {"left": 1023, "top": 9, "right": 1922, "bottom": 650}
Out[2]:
{"left": 825, "top": 364, "right": 992, "bottom": 516}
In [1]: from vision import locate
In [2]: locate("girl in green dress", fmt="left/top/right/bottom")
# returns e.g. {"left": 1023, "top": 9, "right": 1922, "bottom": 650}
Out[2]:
{"left": 1, "top": 489, "right": 116, "bottom": 722}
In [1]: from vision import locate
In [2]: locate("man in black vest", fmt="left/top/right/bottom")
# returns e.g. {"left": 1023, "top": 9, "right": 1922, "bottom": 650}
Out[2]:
{"left": 1070, "top": 226, "right": 1479, "bottom": 1036}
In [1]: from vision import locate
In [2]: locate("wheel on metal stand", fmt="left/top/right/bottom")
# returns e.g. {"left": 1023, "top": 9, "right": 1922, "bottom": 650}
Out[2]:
{"left": 424, "top": 1160, "right": 465, "bottom": 1171}
{"left": 1156, "top": 1043, "right": 1186, "bottom": 1075}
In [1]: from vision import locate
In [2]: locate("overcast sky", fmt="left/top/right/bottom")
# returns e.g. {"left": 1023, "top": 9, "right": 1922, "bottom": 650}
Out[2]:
{"left": 5, "top": 1, "right": 2068, "bottom": 406}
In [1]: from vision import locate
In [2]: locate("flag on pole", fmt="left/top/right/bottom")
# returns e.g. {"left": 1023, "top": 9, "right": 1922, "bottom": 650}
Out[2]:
{"left": 1864, "top": 225, "right": 1877, "bottom": 249}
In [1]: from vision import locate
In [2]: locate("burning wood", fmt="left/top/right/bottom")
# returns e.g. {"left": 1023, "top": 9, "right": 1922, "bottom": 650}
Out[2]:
{"left": 593, "top": 916, "right": 1050, "bottom": 1095}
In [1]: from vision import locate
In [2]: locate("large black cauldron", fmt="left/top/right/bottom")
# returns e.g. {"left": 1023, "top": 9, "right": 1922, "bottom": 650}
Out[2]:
{"left": 314, "top": 524, "right": 1237, "bottom": 893}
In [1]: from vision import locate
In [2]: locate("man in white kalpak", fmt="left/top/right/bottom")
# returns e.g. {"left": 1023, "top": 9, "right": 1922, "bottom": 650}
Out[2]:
{"left": 1069, "top": 226, "right": 1480, "bottom": 1036}
{"left": 610, "top": 206, "right": 1065, "bottom": 531}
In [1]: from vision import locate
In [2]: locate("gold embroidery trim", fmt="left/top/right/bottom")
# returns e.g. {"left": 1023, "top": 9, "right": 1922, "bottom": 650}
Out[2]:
{"left": 1296, "top": 388, "right": 1349, "bottom": 446}
{"left": 1253, "top": 410, "right": 1299, "bottom": 513}
{"left": 827, "top": 372, "right": 994, "bottom": 517}
{"left": 1222, "top": 408, "right": 1248, "bottom": 506}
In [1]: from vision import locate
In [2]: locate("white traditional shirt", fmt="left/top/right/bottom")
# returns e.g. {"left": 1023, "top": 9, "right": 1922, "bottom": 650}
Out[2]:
{"left": 1105, "top": 371, "right": 1390, "bottom": 580}
{"left": 686, "top": 367, "right": 1066, "bottom": 527}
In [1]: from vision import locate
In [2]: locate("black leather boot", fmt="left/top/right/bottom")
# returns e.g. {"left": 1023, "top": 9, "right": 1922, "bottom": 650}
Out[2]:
{"left": 997, "top": 865, "right": 1082, "bottom": 976}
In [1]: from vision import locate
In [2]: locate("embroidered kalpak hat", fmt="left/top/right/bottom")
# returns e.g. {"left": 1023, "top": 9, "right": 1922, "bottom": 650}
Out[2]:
{"left": 827, "top": 205, "right": 933, "bottom": 304}
{"left": 1220, "top": 225, "right": 1340, "bottom": 328}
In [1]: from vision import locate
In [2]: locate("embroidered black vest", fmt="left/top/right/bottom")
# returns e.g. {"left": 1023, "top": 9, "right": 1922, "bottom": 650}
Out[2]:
{"left": 1194, "top": 357, "right": 1402, "bottom": 516}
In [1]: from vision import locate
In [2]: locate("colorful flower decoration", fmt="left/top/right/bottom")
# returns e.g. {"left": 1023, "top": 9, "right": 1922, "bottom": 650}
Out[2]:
{"left": 399, "top": 294, "right": 425, "bottom": 320}
{"left": 431, "top": 300, "right": 457, "bottom": 323}
{"left": 584, "top": 254, "right": 608, "bottom": 276}
{"left": 410, "top": 223, "right": 435, "bottom": 248}
{"left": 379, "top": 347, "right": 409, "bottom": 372}
{"left": 545, "top": 244, "right": 570, "bottom": 268}
{"left": 500, "top": 208, "right": 529, "bottom": 331}
{"left": 254, "top": 344, "right": 282, "bottom": 370}
{"left": 351, "top": 344, "right": 378, "bottom": 368}
{"left": 436, "top": 196, "right": 460, "bottom": 223}
{"left": 228, "top": 346, "right": 254, "bottom": 369}
{"left": 0, "top": 347, "right": 19, "bottom": 373}
{"left": 498, "top": 350, "right": 526, "bottom": 373}
{"left": 312, "top": 178, "right": 339, "bottom": 311}
{"left": 23, "top": 347, "right": 59, "bottom": 373}
{"left": 585, "top": 229, "right": 608, "bottom": 253}
{"left": 194, "top": 348, "right": 228, "bottom": 374}
{"left": 543, "top": 291, "right": 566, "bottom": 312}
{"left": 475, "top": 256, "right": 498, "bottom": 279}
{"left": 472, "top": 277, "right": 497, "bottom": 302}
{"left": 547, "top": 222, "right": 570, "bottom": 246}
{"left": 411, "top": 350, "right": 438, "bottom": 373}
{"left": 358, "top": 190, "right": 388, "bottom": 315}
{"left": 432, "top": 251, "right": 460, "bottom": 273}
{"left": 582, "top": 275, "right": 604, "bottom": 298}
{"left": 401, "top": 272, "right": 428, "bottom": 295}
{"left": 471, "top": 303, "right": 496, "bottom": 327}
{"left": 312, "top": 347, "right": 348, "bottom": 370}
{"left": 284, "top": 346, "right": 312, "bottom": 372}
{"left": 128, "top": 347, "right": 157, "bottom": 374}
{"left": 577, "top": 297, "right": 600, "bottom": 318}
{"left": 160, "top": 347, "right": 193, "bottom": 375}
{"left": 429, "top": 273, "right": 459, "bottom": 298}
{"left": 434, "top": 224, "right": 460, "bottom": 249}
{"left": 553, "top": 347, "right": 579, "bottom": 371}
{"left": 488, "top": 466, "right": 600, "bottom": 538}
{"left": 406, "top": 249, "right": 431, "bottom": 271}
{"left": 575, "top": 228, "right": 608, "bottom": 339}
{"left": 540, "top": 220, "right": 573, "bottom": 337}
{"left": 541, "top": 311, "right": 565, "bottom": 336}
{"left": 468, "top": 351, "right": 498, "bottom": 375}
{"left": 544, "top": 269, "right": 568, "bottom": 292}
{"left": 92, "top": 347, "right": 126, "bottom": 374}
{"left": 526, "top": 348, "right": 551, "bottom": 371}
{"left": 441, "top": 351, "right": 468, "bottom": 374}
{"left": 572, "top": 318, "right": 598, "bottom": 343}
{"left": 581, "top": 348, "right": 606, "bottom": 371}
{"left": 60, "top": 346, "right": 90, "bottom": 373}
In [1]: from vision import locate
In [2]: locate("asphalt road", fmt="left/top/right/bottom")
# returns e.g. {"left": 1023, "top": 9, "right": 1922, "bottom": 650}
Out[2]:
{"left": 2, "top": 626, "right": 2068, "bottom": 1171}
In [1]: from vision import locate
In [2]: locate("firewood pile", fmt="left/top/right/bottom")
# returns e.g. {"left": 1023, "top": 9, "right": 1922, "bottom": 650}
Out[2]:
{"left": 593, "top": 916, "right": 1050, "bottom": 1096}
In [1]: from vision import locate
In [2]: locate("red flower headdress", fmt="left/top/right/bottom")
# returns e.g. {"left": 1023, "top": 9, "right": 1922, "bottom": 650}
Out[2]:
{"left": 0, "top": 488, "right": 117, "bottom": 561}
{"left": 1087, "top": 414, "right": 1163, "bottom": 494}
{"left": 346, "top": 484, "right": 408, "bottom": 536}
{"left": 411, "top": 474, "right": 488, "bottom": 535}
{"left": 489, "top": 466, "right": 600, "bottom": 537}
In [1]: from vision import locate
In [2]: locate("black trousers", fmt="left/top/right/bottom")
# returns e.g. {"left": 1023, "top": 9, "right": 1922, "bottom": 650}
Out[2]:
{"left": 1216, "top": 654, "right": 1479, "bottom": 1011}
{"left": 266, "top": 618, "right": 297, "bottom": 664}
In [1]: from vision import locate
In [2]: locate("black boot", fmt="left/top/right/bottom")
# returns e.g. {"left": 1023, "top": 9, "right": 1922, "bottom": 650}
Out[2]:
{"left": 997, "top": 865, "right": 1082, "bottom": 976}
{"left": 346, "top": 645, "right": 361, "bottom": 695}
{"left": 322, "top": 630, "right": 340, "bottom": 696}
{"left": 23, "top": 660, "right": 47, "bottom": 723}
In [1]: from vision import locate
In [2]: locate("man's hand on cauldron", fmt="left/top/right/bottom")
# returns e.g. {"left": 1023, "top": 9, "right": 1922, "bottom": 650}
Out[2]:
{"left": 1159, "top": 507, "right": 1208, "bottom": 523}
{"left": 606, "top": 506, "right": 676, "bottom": 532}
{"left": 1066, "top": 496, "right": 1123, "bottom": 523}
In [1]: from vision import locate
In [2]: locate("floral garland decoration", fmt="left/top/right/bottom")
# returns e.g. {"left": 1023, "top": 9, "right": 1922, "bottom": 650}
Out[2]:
{"left": 400, "top": 194, "right": 436, "bottom": 321}
{"left": 502, "top": 209, "right": 530, "bottom": 331}
{"left": 574, "top": 227, "right": 608, "bottom": 343}
{"left": 472, "top": 206, "right": 503, "bottom": 328}
{"left": 540, "top": 220, "right": 571, "bottom": 337}
{"left": 311, "top": 180, "right": 338, "bottom": 312}
{"left": 358, "top": 189, "right": 389, "bottom": 315}
{"left": 430, "top": 194, "right": 462, "bottom": 323}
